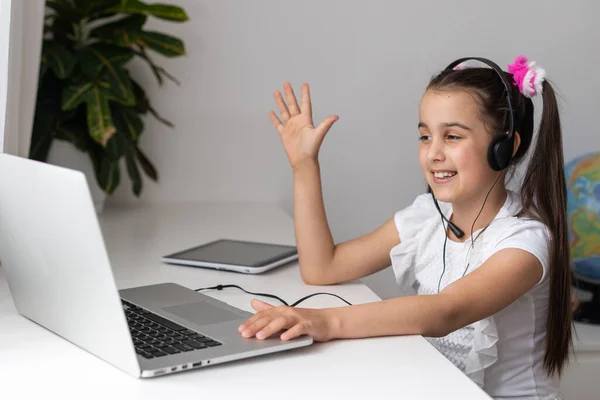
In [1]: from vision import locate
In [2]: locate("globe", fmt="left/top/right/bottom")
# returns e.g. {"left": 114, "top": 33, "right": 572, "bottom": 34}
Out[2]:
{"left": 566, "top": 152, "right": 600, "bottom": 324}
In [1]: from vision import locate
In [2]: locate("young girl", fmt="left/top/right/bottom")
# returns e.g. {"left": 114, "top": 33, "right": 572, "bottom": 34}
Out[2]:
{"left": 237, "top": 56, "right": 572, "bottom": 399}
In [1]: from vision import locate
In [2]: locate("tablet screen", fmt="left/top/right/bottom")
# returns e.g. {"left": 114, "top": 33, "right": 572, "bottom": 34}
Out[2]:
{"left": 165, "top": 239, "right": 297, "bottom": 267}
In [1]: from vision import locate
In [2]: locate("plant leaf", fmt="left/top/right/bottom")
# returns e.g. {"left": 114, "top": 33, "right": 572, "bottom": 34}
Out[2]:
{"left": 30, "top": 78, "right": 60, "bottom": 161}
{"left": 55, "top": 117, "right": 93, "bottom": 153}
{"left": 145, "top": 3, "right": 189, "bottom": 22}
{"left": 106, "top": 0, "right": 189, "bottom": 22}
{"left": 135, "top": 46, "right": 163, "bottom": 85}
{"left": 74, "top": 0, "right": 120, "bottom": 16}
{"left": 29, "top": 114, "right": 55, "bottom": 161}
{"left": 30, "top": 126, "right": 54, "bottom": 162}
{"left": 99, "top": 65, "right": 135, "bottom": 106}
{"left": 31, "top": 73, "right": 65, "bottom": 161}
{"left": 39, "top": 60, "right": 49, "bottom": 81}
{"left": 105, "top": 130, "right": 127, "bottom": 161}
{"left": 105, "top": 105, "right": 129, "bottom": 160}
{"left": 130, "top": 79, "right": 173, "bottom": 127}
{"left": 86, "top": 86, "right": 117, "bottom": 146}
{"left": 138, "top": 31, "right": 185, "bottom": 57}
{"left": 130, "top": 78, "right": 149, "bottom": 113}
{"left": 125, "top": 150, "right": 143, "bottom": 196}
{"left": 96, "top": 156, "right": 121, "bottom": 194}
{"left": 62, "top": 81, "right": 93, "bottom": 111}
{"left": 148, "top": 105, "right": 174, "bottom": 128}
{"left": 88, "top": 12, "right": 118, "bottom": 22}
{"left": 46, "top": 0, "right": 85, "bottom": 20}
{"left": 90, "top": 13, "right": 147, "bottom": 36}
{"left": 54, "top": 105, "right": 92, "bottom": 152}
{"left": 112, "top": 105, "right": 144, "bottom": 144}
{"left": 62, "top": 81, "right": 120, "bottom": 146}
{"left": 135, "top": 146, "right": 158, "bottom": 181}
{"left": 133, "top": 47, "right": 181, "bottom": 87}
{"left": 105, "top": 0, "right": 148, "bottom": 14}
{"left": 99, "top": 30, "right": 141, "bottom": 48}
{"left": 90, "top": 14, "right": 147, "bottom": 47}
{"left": 44, "top": 43, "right": 77, "bottom": 79}
{"left": 79, "top": 43, "right": 135, "bottom": 78}
{"left": 153, "top": 65, "right": 180, "bottom": 85}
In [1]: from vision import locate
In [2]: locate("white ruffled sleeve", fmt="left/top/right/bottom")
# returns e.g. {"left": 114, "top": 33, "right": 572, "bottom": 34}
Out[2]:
{"left": 389, "top": 193, "right": 437, "bottom": 291}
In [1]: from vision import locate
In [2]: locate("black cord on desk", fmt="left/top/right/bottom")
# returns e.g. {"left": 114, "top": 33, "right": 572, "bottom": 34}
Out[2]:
{"left": 194, "top": 284, "right": 352, "bottom": 307}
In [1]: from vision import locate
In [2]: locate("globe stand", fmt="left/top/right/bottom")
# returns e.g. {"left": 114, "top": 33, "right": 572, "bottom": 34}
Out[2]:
{"left": 573, "top": 273, "right": 600, "bottom": 325}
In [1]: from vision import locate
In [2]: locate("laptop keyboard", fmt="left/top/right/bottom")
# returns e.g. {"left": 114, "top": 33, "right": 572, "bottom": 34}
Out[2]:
{"left": 122, "top": 300, "right": 222, "bottom": 359}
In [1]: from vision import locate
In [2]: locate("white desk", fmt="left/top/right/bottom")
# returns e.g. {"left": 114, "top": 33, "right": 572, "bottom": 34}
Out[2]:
{"left": 0, "top": 201, "right": 489, "bottom": 399}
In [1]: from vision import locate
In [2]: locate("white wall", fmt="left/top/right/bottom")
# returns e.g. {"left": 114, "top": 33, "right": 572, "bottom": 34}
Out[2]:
{"left": 0, "top": 0, "right": 44, "bottom": 156}
{"left": 109, "top": 0, "right": 600, "bottom": 298}
{"left": 0, "top": 0, "right": 12, "bottom": 152}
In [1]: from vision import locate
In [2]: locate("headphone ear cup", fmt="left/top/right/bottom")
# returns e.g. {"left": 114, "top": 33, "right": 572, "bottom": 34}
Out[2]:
{"left": 487, "top": 134, "right": 513, "bottom": 171}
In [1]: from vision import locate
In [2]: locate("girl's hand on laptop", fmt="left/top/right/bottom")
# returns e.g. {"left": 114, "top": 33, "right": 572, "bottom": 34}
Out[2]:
{"left": 269, "top": 82, "right": 338, "bottom": 170}
{"left": 238, "top": 299, "right": 336, "bottom": 342}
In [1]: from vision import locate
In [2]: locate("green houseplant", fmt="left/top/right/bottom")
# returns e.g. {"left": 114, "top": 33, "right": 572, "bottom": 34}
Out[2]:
{"left": 30, "top": 0, "right": 188, "bottom": 196}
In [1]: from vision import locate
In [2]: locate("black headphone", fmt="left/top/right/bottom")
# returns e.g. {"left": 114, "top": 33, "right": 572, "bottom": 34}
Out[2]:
{"left": 445, "top": 57, "right": 516, "bottom": 172}
{"left": 430, "top": 57, "right": 517, "bottom": 240}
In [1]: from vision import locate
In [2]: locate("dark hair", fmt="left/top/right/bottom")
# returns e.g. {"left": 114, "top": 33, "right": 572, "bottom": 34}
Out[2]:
{"left": 427, "top": 67, "right": 572, "bottom": 376}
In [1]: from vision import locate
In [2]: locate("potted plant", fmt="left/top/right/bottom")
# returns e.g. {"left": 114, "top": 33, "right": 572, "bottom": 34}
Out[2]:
{"left": 29, "top": 0, "right": 188, "bottom": 209}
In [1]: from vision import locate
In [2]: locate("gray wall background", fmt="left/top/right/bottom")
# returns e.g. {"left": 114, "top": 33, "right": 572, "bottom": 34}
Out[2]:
{"left": 109, "top": 0, "right": 600, "bottom": 299}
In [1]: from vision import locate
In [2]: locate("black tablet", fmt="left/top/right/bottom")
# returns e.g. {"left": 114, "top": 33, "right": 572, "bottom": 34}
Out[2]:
{"left": 161, "top": 239, "right": 298, "bottom": 274}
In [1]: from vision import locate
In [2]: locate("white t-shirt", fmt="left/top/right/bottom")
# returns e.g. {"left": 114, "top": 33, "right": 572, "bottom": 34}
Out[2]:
{"left": 389, "top": 190, "right": 562, "bottom": 400}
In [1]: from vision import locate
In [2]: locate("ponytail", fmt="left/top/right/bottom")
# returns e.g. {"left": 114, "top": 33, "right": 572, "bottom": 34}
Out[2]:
{"left": 518, "top": 80, "right": 572, "bottom": 376}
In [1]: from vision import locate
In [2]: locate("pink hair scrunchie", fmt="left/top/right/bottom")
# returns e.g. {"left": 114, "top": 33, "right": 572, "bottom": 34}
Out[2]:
{"left": 507, "top": 55, "right": 546, "bottom": 98}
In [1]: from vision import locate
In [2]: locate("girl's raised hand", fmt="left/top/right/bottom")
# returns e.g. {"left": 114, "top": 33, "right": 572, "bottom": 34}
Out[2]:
{"left": 238, "top": 299, "right": 335, "bottom": 342}
{"left": 269, "top": 82, "right": 339, "bottom": 169}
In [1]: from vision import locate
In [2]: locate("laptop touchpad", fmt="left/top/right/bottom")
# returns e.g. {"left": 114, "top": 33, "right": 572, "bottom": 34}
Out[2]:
{"left": 163, "top": 301, "right": 242, "bottom": 326}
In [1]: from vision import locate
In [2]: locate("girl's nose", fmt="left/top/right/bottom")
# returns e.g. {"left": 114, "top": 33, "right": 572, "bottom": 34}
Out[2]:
{"left": 427, "top": 138, "right": 446, "bottom": 162}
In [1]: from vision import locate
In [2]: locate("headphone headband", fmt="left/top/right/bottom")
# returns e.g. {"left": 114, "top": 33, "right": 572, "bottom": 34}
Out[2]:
{"left": 444, "top": 57, "right": 515, "bottom": 145}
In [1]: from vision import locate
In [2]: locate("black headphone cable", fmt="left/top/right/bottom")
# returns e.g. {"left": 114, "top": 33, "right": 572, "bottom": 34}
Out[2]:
{"left": 194, "top": 284, "right": 352, "bottom": 307}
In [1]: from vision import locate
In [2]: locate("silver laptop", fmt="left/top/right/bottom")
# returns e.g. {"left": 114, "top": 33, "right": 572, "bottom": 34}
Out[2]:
{"left": 0, "top": 153, "right": 312, "bottom": 378}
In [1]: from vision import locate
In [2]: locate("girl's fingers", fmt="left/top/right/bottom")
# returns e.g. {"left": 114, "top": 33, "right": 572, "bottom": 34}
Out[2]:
{"left": 283, "top": 82, "right": 300, "bottom": 116}
{"left": 238, "top": 310, "right": 266, "bottom": 332}
{"left": 238, "top": 314, "right": 260, "bottom": 332}
{"left": 315, "top": 115, "right": 339, "bottom": 138}
{"left": 238, "top": 301, "right": 277, "bottom": 332}
{"left": 256, "top": 316, "right": 290, "bottom": 340}
{"left": 268, "top": 110, "right": 284, "bottom": 133}
{"left": 300, "top": 83, "right": 312, "bottom": 118}
{"left": 250, "top": 298, "right": 275, "bottom": 311}
{"left": 241, "top": 316, "right": 272, "bottom": 338}
{"left": 274, "top": 90, "right": 291, "bottom": 122}
{"left": 280, "top": 323, "right": 306, "bottom": 341}
{"left": 238, "top": 309, "right": 268, "bottom": 332}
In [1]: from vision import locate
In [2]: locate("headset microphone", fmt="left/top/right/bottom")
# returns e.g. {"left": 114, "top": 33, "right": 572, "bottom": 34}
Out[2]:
{"left": 431, "top": 192, "right": 465, "bottom": 238}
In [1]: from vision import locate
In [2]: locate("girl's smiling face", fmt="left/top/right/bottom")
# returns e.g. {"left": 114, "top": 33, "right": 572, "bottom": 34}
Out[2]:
{"left": 418, "top": 89, "right": 499, "bottom": 204}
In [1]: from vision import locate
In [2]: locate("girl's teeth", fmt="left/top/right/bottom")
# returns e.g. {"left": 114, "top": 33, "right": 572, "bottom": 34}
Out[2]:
{"left": 434, "top": 172, "right": 457, "bottom": 178}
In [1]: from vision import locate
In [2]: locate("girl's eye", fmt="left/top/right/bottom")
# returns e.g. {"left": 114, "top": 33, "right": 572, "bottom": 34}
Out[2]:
{"left": 419, "top": 135, "right": 431, "bottom": 142}
{"left": 447, "top": 135, "right": 461, "bottom": 140}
